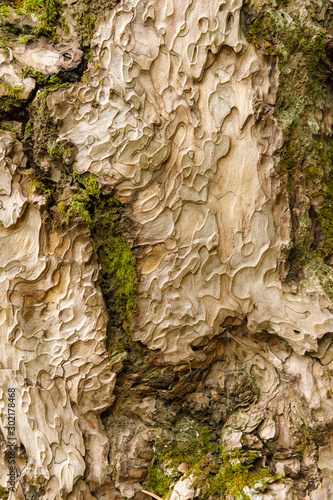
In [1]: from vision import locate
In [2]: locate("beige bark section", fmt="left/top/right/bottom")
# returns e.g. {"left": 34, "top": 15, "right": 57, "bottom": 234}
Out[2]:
{"left": 0, "top": 132, "right": 116, "bottom": 498}
{"left": 50, "top": 0, "right": 333, "bottom": 364}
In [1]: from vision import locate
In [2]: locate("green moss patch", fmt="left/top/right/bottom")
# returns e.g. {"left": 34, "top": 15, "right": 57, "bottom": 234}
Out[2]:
{"left": 17, "top": 0, "right": 63, "bottom": 41}
{"left": 0, "top": 487, "right": 7, "bottom": 500}
{"left": 0, "top": 85, "right": 24, "bottom": 113}
{"left": 55, "top": 173, "right": 138, "bottom": 325}
{"left": 30, "top": 170, "right": 138, "bottom": 332}
{"left": 244, "top": 0, "right": 333, "bottom": 288}
{"left": 145, "top": 420, "right": 279, "bottom": 500}
{"left": 25, "top": 90, "right": 137, "bottom": 343}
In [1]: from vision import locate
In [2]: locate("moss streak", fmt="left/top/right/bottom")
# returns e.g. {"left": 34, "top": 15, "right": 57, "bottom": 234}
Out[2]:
{"left": 244, "top": 0, "right": 333, "bottom": 291}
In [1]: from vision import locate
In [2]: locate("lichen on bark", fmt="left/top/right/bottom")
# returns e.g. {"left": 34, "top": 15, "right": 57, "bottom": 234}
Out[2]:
{"left": 244, "top": 0, "right": 333, "bottom": 288}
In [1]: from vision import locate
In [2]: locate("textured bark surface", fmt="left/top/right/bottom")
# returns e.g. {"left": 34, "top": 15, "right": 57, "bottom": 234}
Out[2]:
{"left": 0, "top": 0, "right": 332, "bottom": 498}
